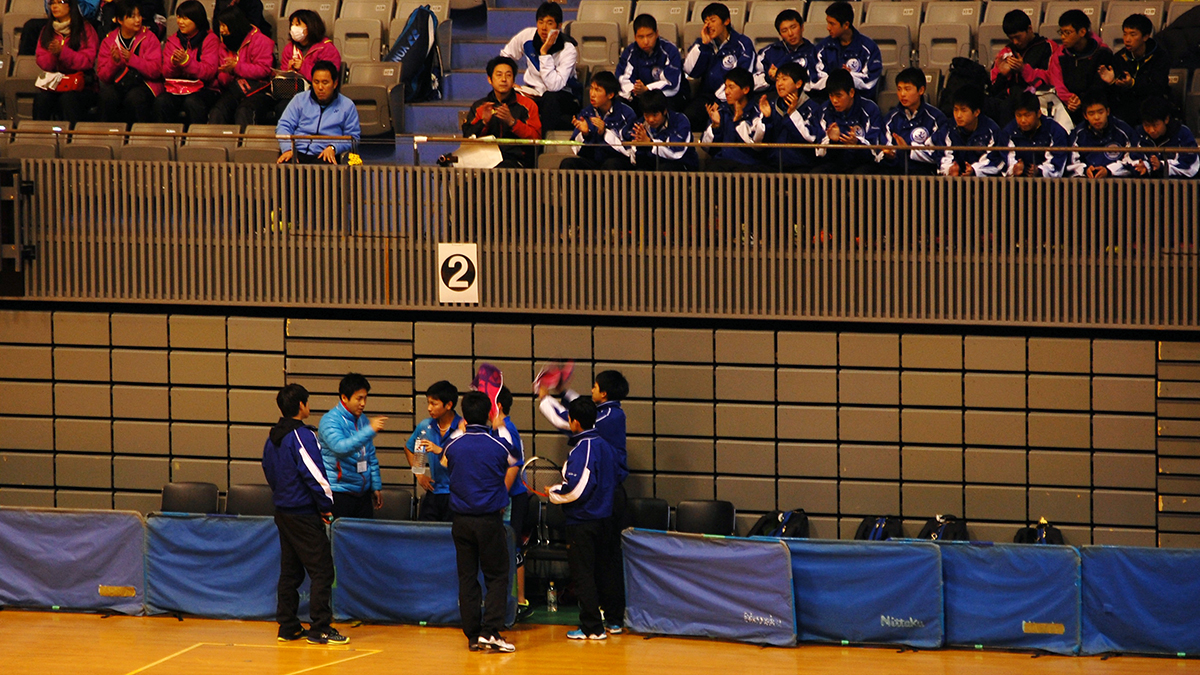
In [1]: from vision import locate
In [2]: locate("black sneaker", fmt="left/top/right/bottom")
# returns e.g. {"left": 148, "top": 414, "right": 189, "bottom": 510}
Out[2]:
{"left": 516, "top": 602, "right": 534, "bottom": 622}
{"left": 307, "top": 627, "right": 350, "bottom": 645}
{"left": 468, "top": 638, "right": 482, "bottom": 652}
{"left": 277, "top": 627, "right": 306, "bottom": 642}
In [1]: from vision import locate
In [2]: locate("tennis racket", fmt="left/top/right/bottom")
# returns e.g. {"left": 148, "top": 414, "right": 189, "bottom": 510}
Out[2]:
{"left": 471, "top": 362, "right": 504, "bottom": 419}
{"left": 520, "top": 456, "right": 563, "bottom": 498}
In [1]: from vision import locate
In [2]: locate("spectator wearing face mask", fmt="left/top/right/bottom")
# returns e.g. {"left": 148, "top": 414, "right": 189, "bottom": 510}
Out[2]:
{"left": 275, "top": 9, "right": 341, "bottom": 118}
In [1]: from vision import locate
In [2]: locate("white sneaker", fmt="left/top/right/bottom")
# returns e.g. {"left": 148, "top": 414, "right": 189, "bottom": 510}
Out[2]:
{"left": 566, "top": 629, "right": 608, "bottom": 640}
{"left": 478, "top": 634, "right": 516, "bottom": 653}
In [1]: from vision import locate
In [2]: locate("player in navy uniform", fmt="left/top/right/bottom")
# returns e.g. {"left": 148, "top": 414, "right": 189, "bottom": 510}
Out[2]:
{"left": 811, "top": 1, "right": 883, "bottom": 100}
{"left": 1132, "top": 96, "right": 1200, "bottom": 178}
{"left": 701, "top": 67, "right": 767, "bottom": 172}
{"left": 754, "top": 9, "right": 815, "bottom": 93}
{"left": 562, "top": 70, "right": 637, "bottom": 170}
{"left": 813, "top": 68, "right": 882, "bottom": 173}
{"left": 617, "top": 14, "right": 685, "bottom": 113}
{"left": 933, "top": 85, "right": 1007, "bottom": 177}
{"left": 758, "top": 61, "right": 821, "bottom": 172}
{"left": 628, "top": 90, "right": 699, "bottom": 171}
{"left": 1066, "top": 91, "right": 1137, "bottom": 178}
{"left": 682, "top": 2, "right": 758, "bottom": 131}
{"left": 1003, "top": 92, "right": 1070, "bottom": 177}
{"left": 878, "top": 67, "right": 947, "bottom": 175}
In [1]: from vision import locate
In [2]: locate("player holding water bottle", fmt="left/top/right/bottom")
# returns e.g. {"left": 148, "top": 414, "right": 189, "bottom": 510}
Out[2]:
{"left": 405, "top": 381, "right": 462, "bottom": 522}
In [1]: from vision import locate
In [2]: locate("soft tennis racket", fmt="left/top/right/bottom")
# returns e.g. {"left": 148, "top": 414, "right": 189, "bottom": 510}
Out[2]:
{"left": 520, "top": 456, "right": 563, "bottom": 498}
{"left": 471, "top": 362, "right": 504, "bottom": 418}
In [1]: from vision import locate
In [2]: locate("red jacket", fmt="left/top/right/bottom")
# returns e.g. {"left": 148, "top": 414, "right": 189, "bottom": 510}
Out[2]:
{"left": 161, "top": 31, "right": 222, "bottom": 91}
{"left": 97, "top": 27, "right": 163, "bottom": 96}
{"left": 280, "top": 38, "right": 341, "bottom": 81}
{"left": 216, "top": 27, "right": 275, "bottom": 93}
{"left": 35, "top": 23, "right": 99, "bottom": 75}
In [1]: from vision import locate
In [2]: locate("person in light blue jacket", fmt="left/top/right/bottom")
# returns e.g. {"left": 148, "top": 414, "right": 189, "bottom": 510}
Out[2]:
{"left": 276, "top": 59, "right": 360, "bottom": 164}
{"left": 317, "top": 372, "right": 387, "bottom": 519}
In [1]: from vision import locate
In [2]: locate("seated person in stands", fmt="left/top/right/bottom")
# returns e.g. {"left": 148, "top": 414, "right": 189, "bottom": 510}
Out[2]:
{"left": 989, "top": 10, "right": 1055, "bottom": 125}
{"left": 1132, "top": 96, "right": 1200, "bottom": 178}
{"left": 812, "top": 68, "right": 882, "bottom": 174}
{"left": 33, "top": 0, "right": 99, "bottom": 125}
{"left": 499, "top": 1, "right": 579, "bottom": 132}
{"left": 97, "top": 0, "right": 165, "bottom": 39}
{"left": 617, "top": 14, "right": 685, "bottom": 114}
{"left": 933, "top": 84, "right": 1006, "bottom": 177}
{"left": 810, "top": 1, "right": 882, "bottom": 101}
{"left": 628, "top": 90, "right": 697, "bottom": 171}
{"left": 755, "top": 9, "right": 815, "bottom": 93}
{"left": 1049, "top": 9, "right": 1112, "bottom": 126}
{"left": 276, "top": 60, "right": 360, "bottom": 164}
{"left": 214, "top": 0, "right": 272, "bottom": 37}
{"left": 276, "top": 10, "right": 342, "bottom": 119}
{"left": 757, "top": 61, "right": 820, "bottom": 172}
{"left": 97, "top": 0, "right": 162, "bottom": 125}
{"left": 879, "top": 67, "right": 947, "bottom": 175}
{"left": 208, "top": 7, "right": 274, "bottom": 125}
{"left": 156, "top": 0, "right": 221, "bottom": 125}
{"left": 1100, "top": 14, "right": 1171, "bottom": 126}
{"left": 562, "top": 71, "right": 637, "bottom": 171}
{"left": 701, "top": 67, "right": 766, "bottom": 172}
{"left": 1003, "top": 92, "right": 1069, "bottom": 177}
{"left": 1066, "top": 91, "right": 1136, "bottom": 178}
{"left": 682, "top": 2, "right": 758, "bottom": 132}
{"left": 463, "top": 56, "right": 543, "bottom": 169}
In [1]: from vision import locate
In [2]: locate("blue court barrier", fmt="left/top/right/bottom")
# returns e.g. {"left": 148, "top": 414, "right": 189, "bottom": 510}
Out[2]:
{"left": 782, "top": 539, "right": 944, "bottom": 648}
{"left": 331, "top": 519, "right": 517, "bottom": 626}
{"left": 1081, "top": 546, "right": 1200, "bottom": 656}
{"left": 941, "top": 542, "right": 1081, "bottom": 654}
{"left": 144, "top": 513, "right": 309, "bottom": 620}
{"left": 623, "top": 529, "right": 798, "bottom": 646}
{"left": 0, "top": 507, "right": 146, "bottom": 615}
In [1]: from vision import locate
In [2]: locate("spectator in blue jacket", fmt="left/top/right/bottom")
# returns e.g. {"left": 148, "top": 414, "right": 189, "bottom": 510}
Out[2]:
{"left": 1132, "top": 96, "right": 1200, "bottom": 178}
{"left": 811, "top": 1, "right": 883, "bottom": 101}
{"left": 317, "top": 372, "right": 386, "bottom": 519}
{"left": 813, "top": 68, "right": 882, "bottom": 173}
{"left": 1003, "top": 92, "right": 1070, "bottom": 177}
{"left": 617, "top": 14, "right": 685, "bottom": 113}
{"left": 407, "top": 380, "right": 461, "bottom": 522}
{"left": 701, "top": 67, "right": 767, "bottom": 172}
{"left": 755, "top": 9, "right": 815, "bottom": 93}
{"left": 934, "top": 84, "right": 1007, "bottom": 177}
{"left": 758, "top": 61, "right": 820, "bottom": 172}
{"left": 628, "top": 90, "right": 698, "bottom": 171}
{"left": 261, "top": 384, "right": 347, "bottom": 646}
{"left": 562, "top": 70, "right": 637, "bottom": 170}
{"left": 276, "top": 60, "right": 360, "bottom": 164}
{"left": 879, "top": 67, "right": 947, "bottom": 175}
{"left": 682, "top": 2, "right": 758, "bottom": 131}
{"left": 1066, "top": 91, "right": 1137, "bottom": 178}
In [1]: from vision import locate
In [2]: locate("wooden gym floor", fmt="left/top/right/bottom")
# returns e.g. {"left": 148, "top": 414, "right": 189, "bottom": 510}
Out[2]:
{"left": 4, "top": 610, "right": 1196, "bottom": 675}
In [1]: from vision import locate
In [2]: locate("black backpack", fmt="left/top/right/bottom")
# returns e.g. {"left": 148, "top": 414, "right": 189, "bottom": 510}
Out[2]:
{"left": 746, "top": 509, "right": 809, "bottom": 538}
{"left": 938, "top": 57, "right": 990, "bottom": 117}
{"left": 918, "top": 514, "right": 969, "bottom": 541}
{"left": 1014, "top": 521, "right": 1066, "bottom": 545}
{"left": 854, "top": 516, "right": 903, "bottom": 541}
{"left": 385, "top": 4, "right": 444, "bottom": 104}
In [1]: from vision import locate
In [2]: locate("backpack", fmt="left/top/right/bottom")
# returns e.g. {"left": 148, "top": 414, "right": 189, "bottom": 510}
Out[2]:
{"left": 938, "top": 57, "right": 990, "bottom": 117}
{"left": 854, "top": 516, "right": 903, "bottom": 541}
{"left": 917, "top": 514, "right": 969, "bottom": 541}
{"left": 385, "top": 4, "right": 444, "bottom": 104}
{"left": 1014, "top": 521, "right": 1066, "bottom": 545}
{"left": 746, "top": 509, "right": 809, "bottom": 538}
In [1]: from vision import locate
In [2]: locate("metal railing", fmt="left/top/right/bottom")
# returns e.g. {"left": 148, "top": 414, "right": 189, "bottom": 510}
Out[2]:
{"left": 12, "top": 159, "right": 1199, "bottom": 328}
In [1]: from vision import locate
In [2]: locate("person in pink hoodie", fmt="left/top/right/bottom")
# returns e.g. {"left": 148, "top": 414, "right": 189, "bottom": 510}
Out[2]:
{"left": 33, "top": 0, "right": 100, "bottom": 124}
{"left": 274, "top": 9, "right": 342, "bottom": 119}
{"left": 97, "top": 0, "right": 162, "bottom": 124}
{"left": 208, "top": 6, "right": 275, "bottom": 125}
{"left": 155, "top": 0, "right": 222, "bottom": 125}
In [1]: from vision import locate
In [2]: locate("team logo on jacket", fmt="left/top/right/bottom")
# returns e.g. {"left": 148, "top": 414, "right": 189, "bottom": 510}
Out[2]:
{"left": 911, "top": 126, "right": 930, "bottom": 144}
{"left": 723, "top": 54, "right": 738, "bottom": 69}
{"left": 845, "top": 58, "right": 861, "bottom": 71}
{"left": 652, "top": 67, "right": 663, "bottom": 79}
{"left": 851, "top": 125, "right": 863, "bottom": 136}
{"left": 1104, "top": 143, "right": 1120, "bottom": 161}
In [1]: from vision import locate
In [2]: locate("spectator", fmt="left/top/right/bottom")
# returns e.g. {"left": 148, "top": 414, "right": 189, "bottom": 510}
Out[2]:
{"left": 755, "top": 9, "right": 815, "bottom": 92}
{"left": 934, "top": 84, "right": 1007, "bottom": 177}
{"left": 879, "top": 66, "right": 947, "bottom": 175}
{"left": 627, "top": 90, "right": 698, "bottom": 171}
{"left": 1101, "top": 14, "right": 1172, "bottom": 126}
{"left": 214, "top": 0, "right": 272, "bottom": 37}
{"left": 811, "top": 1, "right": 883, "bottom": 101}
{"left": 1132, "top": 96, "right": 1199, "bottom": 178}
{"left": 98, "top": 0, "right": 165, "bottom": 40}
{"left": 617, "top": 14, "right": 685, "bottom": 113}
{"left": 97, "top": 0, "right": 162, "bottom": 124}
{"left": 1066, "top": 91, "right": 1137, "bottom": 178}
{"left": 499, "top": 1, "right": 579, "bottom": 131}
{"left": 1002, "top": 91, "right": 1070, "bottom": 177}
{"left": 276, "top": 60, "right": 361, "bottom": 164}
{"left": 33, "top": 0, "right": 99, "bottom": 125}
{"left": 682, "top": 2, "right": 757, "bottom": 131}
{"left": 208, "top": 7, "right": 274, "bottom": 125}
{"left": 1050, "top": 9, "right": 1112, "bottom": 127}
{"left": 463, "top": 56, "right": 543, "bottom": 168}
{"left": 276, "top": 9, "right": 342, "bottom": 118}
{"left": 989, "top": 9, "right": 1056, "bottom": 125}
{"left": 758, "top": 60, "right": 820, "bottom": 172}
{"left": 562, "top": 70, "right": 637, "bottom": 170}
{"left": 701, "top": 66, "right": 766, "bottom": 172}
{"left": 813, "top": 68, "right": 882, "bottom": 173}
{"left": 156, "top": 0, "right": 221, "bottom": 125}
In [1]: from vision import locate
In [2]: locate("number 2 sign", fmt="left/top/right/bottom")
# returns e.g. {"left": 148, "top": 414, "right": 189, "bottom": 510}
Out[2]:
{"left": 437, "top": 243, "right": 479, "bottom": 304}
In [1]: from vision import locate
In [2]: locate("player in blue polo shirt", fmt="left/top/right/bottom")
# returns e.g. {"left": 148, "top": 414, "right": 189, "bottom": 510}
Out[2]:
{"left": 406, "top": 380, "right": 460, "bottom": 522}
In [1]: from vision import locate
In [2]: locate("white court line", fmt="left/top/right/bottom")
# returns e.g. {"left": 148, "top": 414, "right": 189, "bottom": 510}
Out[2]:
{"left": 125, "top": 641, "right": 382, "bottom": 675}
{"left": 123, "top": 642, "right": 205, "bottom": 675}
{"left": 281, "top": 649, "right": 383, "bottom": 675}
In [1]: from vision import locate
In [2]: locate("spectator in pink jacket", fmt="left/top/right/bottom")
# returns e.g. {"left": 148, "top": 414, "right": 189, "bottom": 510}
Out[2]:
{"left": 275, "top": 9, "right": 342, "bottom": 119}
{"left": 208, "top": 7, "right": 275, "bottom": 125}
{"left": 33, "top": 0, "right": 99, "bottom": 124}
{"left": 97, "top": 0, "right": 163, "bottom": 124}
{"left": 155, "top": 0, "right": 222, "bottom": 125}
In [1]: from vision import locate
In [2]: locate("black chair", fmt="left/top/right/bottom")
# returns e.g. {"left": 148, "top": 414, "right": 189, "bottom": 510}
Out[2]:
{"left": 224, "top": 484, "right": 275, "bottom": 516}
{"left": 376, "top": 487, "right": 414, "bottom": 521}
{"left": 161, "top": 482, "right": 219, "bottom": 514}
{"left": 674, "top": 499, "right": 736, "bottom": 536}
{"left": 627, "top": 497, "right": 670, "bottom": 530}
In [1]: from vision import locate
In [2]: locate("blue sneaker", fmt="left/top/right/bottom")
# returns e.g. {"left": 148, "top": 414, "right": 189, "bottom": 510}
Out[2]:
{"left": 605, "top": 623, "right": 623, "bottom": 635}
{"left": 566, "top": 629, "right": 607, "bottom": 640}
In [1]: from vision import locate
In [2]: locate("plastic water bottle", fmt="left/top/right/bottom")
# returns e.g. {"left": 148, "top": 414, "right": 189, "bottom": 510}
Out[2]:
{"left": 546, "top": 582, "right": 558, "bottom": 612}
{"left": 412, "top": 428, "right": 428, "bottom": 476}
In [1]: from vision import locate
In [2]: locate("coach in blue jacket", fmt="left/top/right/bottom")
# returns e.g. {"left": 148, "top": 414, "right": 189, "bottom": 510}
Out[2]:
{"left": 276, "top": 60, "right": 361, "bottom": 164}
{"left": 318, "top": 372, "right": 387, "bottom": 519}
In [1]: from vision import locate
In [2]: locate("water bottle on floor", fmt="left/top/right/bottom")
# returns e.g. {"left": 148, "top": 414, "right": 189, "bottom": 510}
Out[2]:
{"left": 547, "top": 582, "right": 558, "bottom": 612}
{"left": 412, "top": 427, "right": 428, "bottom": 476}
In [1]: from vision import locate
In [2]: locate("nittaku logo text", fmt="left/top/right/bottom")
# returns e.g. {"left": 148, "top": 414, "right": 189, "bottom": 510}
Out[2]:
{"left": 880, "top": 615, "right": 925, "bottom": 628}
{"left": 744, "top": 612, "right": 781, "bottom": 627}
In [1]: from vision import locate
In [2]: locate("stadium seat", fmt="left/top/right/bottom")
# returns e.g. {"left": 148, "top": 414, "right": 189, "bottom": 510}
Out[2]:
{"left": 748, "top": 1, "right": 802, "bottom": 24}
{"left": 1168, "top": 68, "right": 1188, "bottom": 108}
{"left": 5, "top": 0, "right": 48, "bottom": 56}
{"left": 627, "top": 497, "right": 670, "bottom": 530}
{"left": 977, "top": 24, "right": 1013, "bottom": 66}
{"left": 262, "top": 0, "right": 285, "bottom": 18}
{"left": 391, "top": 4, "right": 452, "bottom": 69}
{"left": 919, "top": 23, "right": 972, "bottom": 70}
{"left": 741, "top": 21, "right": 779, "bottom": 50}
{"left": 341, "top": 61, "right": 400, "bottom": 135}
{"left": 3, "top": 55, "right": 41, "bottom": 121}
{"left": 232, "top": 125, "right": 282, "bottom": 163}
{"left": 0, "top": 120, "right": 12, "bottom": 157}
{"left": 376, "top": 487, "right": 414, "bottom": 520}
{"left": 283, "top": 0, "right": 339, "bottom": 31}
{"left": 567, "top": 1, "right": 632, "bottom": 71}
{"left": 395, "top": 0, "right": 447, "bottom": 24}
{"left": 1186, "top": 68, "right": 1200, "bottom": 137}
{"left": 806, "top": 0, "right": 862, "bottom": 24}
{"left": 865, "top": 0, "right": 923, "bottom": 41}
{"left": 340, "top": 0, "right": 394, "bottom": 37}
{"left": 178, "top": 124, "right": 242, "bottom": 162}
{"left": 8, "top": 120, "right": 63, "bottom": 159}
{"left": 924, "top": 1, "right": 984, "bottom": 29}
{"left": 61, "top": 121, "right": 126, "bottom": 160}
{"left": 161, "top": 481, "right": 220, "bottom": 514}
{"left": 335, "top": 18, "right": 385, "bottom": 62}
{"left": 860, "top": 23, "right": 913, "bottom": 68}
{"left": 1105, "top": 2, "right": 1166, "bottom": 29}
{"left": 627, "top": 0, "right": 689, "bottom": 45}
{"left": 682, "top": 0, "right": 746, "bottom": 46}
{"left": 120, "top": 123, "right": 182, "bottom": 161}
{"left": 1099, "top": 22, "right": 1125, "bottom": 49}
{"left": 626, "top": 20, "right": 678, "bottom": 46}
{"left": 876, "top": 66, "right": 904, "bottom": 112}
{"left": 982, "top": 1, "right": 1043, "bottom": 30}
{"left": 1166, "top": 0, "right": 1198, "bottom": 25}
{"left": 674, "top": 499, "right": 735, "bottom": 536}
{"left": 224, "top": 484, "right": 276, "bottom": 516}
{"left": 1041, "top": 2, "right": 1102, "bottom": 40}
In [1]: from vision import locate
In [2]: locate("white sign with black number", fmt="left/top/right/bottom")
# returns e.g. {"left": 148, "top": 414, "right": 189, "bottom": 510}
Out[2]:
{"left": 437, "top": 243, "right": 479, "bottom": 304}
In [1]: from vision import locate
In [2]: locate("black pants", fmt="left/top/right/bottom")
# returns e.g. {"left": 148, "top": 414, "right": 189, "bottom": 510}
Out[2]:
{"left": 99, "top": 82, "right": 155, "bottom": 125}
{"left": 560, "top": 155, "right": 631, "bottom": 171}
{"left": 33, "top": 89, "right": 90, "bottom": 125}
{"left": 704, "top": 158, "right": 766, "bottom": 173}
{"left": 274, "top": 512, "right": 334, "bottom": 633}
{"left": 452, "top": 511, "right": 510, "bottom": 641}
{"left": 566, "top": 519, "right": 606, "bottom": 635}
{"left": 600, "top": 482, "right": 628, "bottom": 626}
{"left": 633, "top": 156, "right": 691, "bottom": 172}
{"left": 534, "top": 90, "right": 580, "bottom": 132}
{"left": 208, "top": 87, "right": 272, "bottom": 126}
{"left": 419, "top": 491, "right": 453, "bottom": 522}
{"left": 154, "top": 90, "right": 216, "bottom": 126}
{"left": 331, "top": 491, "right": 373, "bottom": 519}
{"left": 683, "top": 94, "right": 717, "bottom": 136}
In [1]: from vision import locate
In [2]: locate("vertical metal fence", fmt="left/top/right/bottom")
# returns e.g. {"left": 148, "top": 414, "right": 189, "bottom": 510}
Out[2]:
{"left": 17, "top": 159, "right": 1199, "bottom": 327}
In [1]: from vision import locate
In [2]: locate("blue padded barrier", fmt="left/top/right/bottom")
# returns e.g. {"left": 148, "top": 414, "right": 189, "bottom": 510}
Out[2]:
{"left": 0, "top": 507, "right": 146, "bottom": 615}
{"left": 331, "top": 519, "right": 517, "bottom": 626}
{"left": 782, "top": 539, "right": 944, "bottom": 648}
{"left": 941, "top": 542, "right": 1081, "bottom": 654}
{"left": 1081, "top": 546, "right": 1200, "bottom": 656}
{"left": 623, "top": 530, "right": 798, "bottom": 646}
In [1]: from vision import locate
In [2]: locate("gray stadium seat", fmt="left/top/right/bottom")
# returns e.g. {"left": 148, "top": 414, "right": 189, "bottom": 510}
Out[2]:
{"left": 335, "top": 18, "right": 385, "bottom": 62}
{"left": 865, "top": 0, "right": 923, "bottom": 41}
{"left": 683, "top": 0, "right": 746, "bottom": 45}
{"left": 395, "top": 0, "right": 447, "bottom": 23}
{"left": 120, "top": 123, "right": 182, "bottom": 161}
{"left": 392, "top": 4, "right": 452, "bottom": 69}
{"left": 860, "top": 24, "right": 912, "bottom": 68}
{"left": 627, "top": 0, "right": 689, "bottom": 45}
{"left": 3, "top": 55, "right": 41, "bottom": 121}
{"left": 61, "top": 122, "right": 126, "bottom": 160}
{"left": 747, "top": 1, "right": 802, "bottom": 24}
{"left": 178, "top": 124, "right": 241, "bottom": 162}
{"left": 1041, "top": 2, "right": 1103, "bottom": 40}
{"left": 341, "top": 61, "right": 400, "bottom": 135}
{"left": 741, "top": 20, "right": 779, "bottom": 50}
{"left": 806, "top": 0, "right": 862, "bottom": 24}
{"left": 161, "top": 481, "right": 220, "bottom": 514}
{"left": 919, "top": 23, "right": 971, "bottom": 70}
{"left": 1100, "top": 22, "right": 1125, "bottom": 49}
{"left": 1168, "top": 68, "right": 1188, "bottom": 108}
{"left": 262, "top": 0, "right": 285, "bottom": 18}
{"left": 1166, "top": 0, "right": 1198, "bottom": 25}
{"left": 5, "top": 0, "right": 48, "bottom": 56}
{"left": 283, "top": 0, "right": 339, "bottom": 30}
{"left": 977, "top": 24, "right": 1013, "bottom": 65}
{"left": 924, "top": 1, "right": 983, "bottom": 32}
{"left": 1105, "top": 2, "right": 1167, "bottom": 29}
{"left": 982, "top": 1, "right": 1043, "bottom": 29}
{"left": 568, "top": 1, "right": 633, "bottom": 71}
{"left": 232, "top": 125, "right": 283, "bottom": 163}
{"left": 9, "top": 120, "right": 63, "bottom": 159}
{"left": 626, "top": 20, "right": 678, "bottom": 45}
{"left": 1186, "top": 69, "right": 1200, "bottom": 138}
{"left": 225, "top": 484, "right": 276, "bottom": 516}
